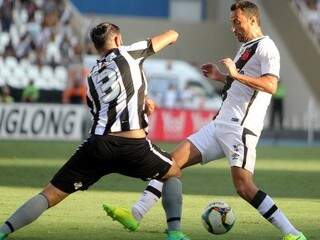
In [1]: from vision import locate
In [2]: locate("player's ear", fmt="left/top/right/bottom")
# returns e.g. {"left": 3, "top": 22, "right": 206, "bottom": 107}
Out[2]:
{"left": 115, "top": 34, "right": 123, "bottom": 47}
{"left": 250, "top": 16, "right": 256, "bottom": 25}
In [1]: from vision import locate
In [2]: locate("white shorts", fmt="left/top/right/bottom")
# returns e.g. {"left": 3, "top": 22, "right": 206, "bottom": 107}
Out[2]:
{"left": 187, "top": 121, "right": 259, "bottom": 173}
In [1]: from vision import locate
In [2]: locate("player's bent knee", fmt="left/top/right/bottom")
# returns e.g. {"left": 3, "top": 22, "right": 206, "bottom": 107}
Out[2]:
{"left": 162, "top": 161, "right": 181, "bottom": 179}
{"left": 234, "top": 181, "right": 258, "bottom": 201}
{"left": 235, "top": 185, "right": 248, "bottom": 199}
{"left": 41, "top": 183, "right": 69, "bottom": 207}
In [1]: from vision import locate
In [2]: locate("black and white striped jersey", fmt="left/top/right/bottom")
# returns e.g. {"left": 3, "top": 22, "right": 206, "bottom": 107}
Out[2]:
{"left": 215, "top": 36, "right": 280, "bottom": 134}
{"left": 86, "top": 39, "right": 155, "bottom": 135}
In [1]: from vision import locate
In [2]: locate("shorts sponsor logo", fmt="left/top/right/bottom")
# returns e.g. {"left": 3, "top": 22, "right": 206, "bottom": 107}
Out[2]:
{"left": 74, "top": 182, "right": 83, "bottom": 190}
{"left": 231, "top": 118, "right": 239, "bottom": 122}
{"left": 232, "top": 152, "right": 240, "bottom": 160}
{"left": 233, "top": 144, "right": 241, "bottom": 152}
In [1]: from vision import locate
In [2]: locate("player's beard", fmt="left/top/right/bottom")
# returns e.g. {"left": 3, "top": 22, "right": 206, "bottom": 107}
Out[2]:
{"left": 235, "top": 32, "right": 248, "bottom": 43}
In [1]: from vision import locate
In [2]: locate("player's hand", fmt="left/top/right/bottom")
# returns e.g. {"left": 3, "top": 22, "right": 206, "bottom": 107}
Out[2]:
{"left": 200, "top": 63, "right": 225, "bottom": 82}
{"left": 144, "top": 97, "right": 156, "bottom": 116}
{"left": 219, "top": 58, "right": 238, "bottom": 78}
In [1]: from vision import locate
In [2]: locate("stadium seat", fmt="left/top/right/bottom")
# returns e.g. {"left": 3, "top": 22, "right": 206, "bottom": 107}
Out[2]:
{"left": 0, "top": 77, "right": 5, "bottom": 87}
{"left": 41, "top": 65, "right": 54, "bottom": 81}
{"left": 4, "top": 57, "right": 18, "bottom": 71}
{"left": 0, "top": 33, "right": 10, "bottom": 54}
{"left": 19, "top": 58, "right": 31, "bottom": 71}
{"left": 11, "top": 68, "right": 24, "bottom": 88}
{"left": 54, "top": 66, "right": 68, "bottom": 90}
{"left": 9, "top": 25, "right": 20, "bottom": 46}
{"left": 40, "top": 66, "right": 55, "bottom": 90}
{"left": 1, "top": 68, "right": 16, "bottom": 88}
{"left": 0, "top": 66, "right": 10, "bottom": 78}
{"left": 26, "top": 65, "right": 40, "bottom": 83}
{"left": 0, "top": 57, "right": 4, "bottom": 69}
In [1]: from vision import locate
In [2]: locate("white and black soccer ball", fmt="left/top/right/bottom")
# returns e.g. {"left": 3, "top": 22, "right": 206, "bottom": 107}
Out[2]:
{"left": 201, "top": 201, "right": 235, "bottom": 235}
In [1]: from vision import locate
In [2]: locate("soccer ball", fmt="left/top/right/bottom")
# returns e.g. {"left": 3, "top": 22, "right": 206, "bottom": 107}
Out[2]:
{"left": 201, "top": 201, "right": 235, "bottom": 235}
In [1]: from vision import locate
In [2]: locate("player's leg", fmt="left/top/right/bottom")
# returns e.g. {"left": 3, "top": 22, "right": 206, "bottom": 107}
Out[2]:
{"left": 162, "top": 123, "right": 225, "bottom": 240}
{"left": 219, "top": 126, "right": 306, "bottom": 239}
{"left": 0, "top": 136, "right": 107, "bottom": 239}
{"left": 103, "top": 137, "right": 180, "bottom": 232}
{"left": 130, "top": 139, "right": 203, "bottom": 222}
{"left": 103, "top": 122, "right": 224, "bottom": 239}
{"left": 162, "top": 121, "right": 224, "bottom": 237}
{"left": 160, "top": 139, "right": 202, "bottom": 240}
{"left": 0, "top": 183, "right": 69, "bottom": 239}
{"left": 109, "top": 139, "right": 201, "bottom": 239}
{"left": 231, "top": 167, "right": 306, "bottom": 240}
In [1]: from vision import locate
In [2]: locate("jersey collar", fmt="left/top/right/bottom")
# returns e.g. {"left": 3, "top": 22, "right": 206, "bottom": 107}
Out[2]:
{"left": 243, "top": 36, "right": 268, "bottom": 47}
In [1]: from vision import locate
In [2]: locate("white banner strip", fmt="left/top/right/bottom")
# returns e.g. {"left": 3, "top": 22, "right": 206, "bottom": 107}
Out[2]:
{"left": 0, "top": 103, "right": 85, "bottom": 141}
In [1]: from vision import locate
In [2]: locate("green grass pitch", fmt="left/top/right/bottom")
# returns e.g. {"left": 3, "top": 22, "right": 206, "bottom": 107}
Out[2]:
{"left": 0, "top": 140, "right": 319, "bottom": 240}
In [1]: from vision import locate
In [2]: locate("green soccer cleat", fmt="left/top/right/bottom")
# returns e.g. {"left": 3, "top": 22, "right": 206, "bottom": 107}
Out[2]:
{"left": 0, "top": 232, "right": 7, "bottom": 240}
{"left": 283, "top": 232, "right": 307, "bottom": 240}
{"left": 102, "top": 203, "right": 139, "bottom": 231}
{"left": 166, "top": 230, "right": 191, "bottom": 240}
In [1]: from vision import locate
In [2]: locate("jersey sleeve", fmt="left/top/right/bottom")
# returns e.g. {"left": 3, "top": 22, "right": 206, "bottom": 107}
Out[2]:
{"left": 258, "top": 39, "right": 280, "bottom": 78}
{"left": 123, "top": 39, "right": 155, "bottom": 61}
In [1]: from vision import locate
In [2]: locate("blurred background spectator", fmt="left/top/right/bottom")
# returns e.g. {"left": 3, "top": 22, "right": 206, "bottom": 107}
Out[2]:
{"left": 163, "top": 83, "right": 178, "bottom": 109}
{"left": 0, "top": 85, "right": 14, "bottom": 103}
{"left": 270, "top": 82, "right": 286, "bottom": 130}
{"left": 21, "top": 79, "right": 39, "bottom": 102}
{"left": 293, "top": 0, "right": 320, "bottom": 45}
{"left": 62, "top": 79, "right": 86, "bottom": 104}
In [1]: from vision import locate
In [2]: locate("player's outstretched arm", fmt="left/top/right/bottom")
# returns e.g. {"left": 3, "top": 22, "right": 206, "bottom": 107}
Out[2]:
{"left": 151, "top": 30, "right": 179, "bottom": 53}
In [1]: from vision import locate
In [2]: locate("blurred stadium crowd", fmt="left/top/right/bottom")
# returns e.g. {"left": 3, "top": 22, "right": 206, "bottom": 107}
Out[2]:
{"left": 294, "top": 0, "right": 320, "bottom": 44}
{"left": 0, "top": 0, "right": 91, "bottom": 103}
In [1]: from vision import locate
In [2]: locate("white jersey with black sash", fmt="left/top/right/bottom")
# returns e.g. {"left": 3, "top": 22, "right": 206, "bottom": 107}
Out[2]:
{"left": 86, "top": 39, "right": 154, "bottom": 135}
{"left": 214, "top": 36, "right": 280, "bottom": 134}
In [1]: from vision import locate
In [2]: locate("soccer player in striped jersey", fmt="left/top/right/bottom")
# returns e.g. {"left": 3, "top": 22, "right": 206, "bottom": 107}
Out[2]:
{"left": 104, "top": 2, "right": 307, "bottom": 240}
{"left": 0, "top": 23, "right": 180, "bottom": 239}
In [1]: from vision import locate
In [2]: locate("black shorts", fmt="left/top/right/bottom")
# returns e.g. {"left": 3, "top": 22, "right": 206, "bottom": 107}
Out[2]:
{"left": 50, "top": 135, "right": 172, "bottom": 193}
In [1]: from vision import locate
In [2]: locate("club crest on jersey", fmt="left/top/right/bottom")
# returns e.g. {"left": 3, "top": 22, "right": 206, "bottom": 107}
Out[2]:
{"left": 241, "top": 50, "right": 252, "bottom": 61}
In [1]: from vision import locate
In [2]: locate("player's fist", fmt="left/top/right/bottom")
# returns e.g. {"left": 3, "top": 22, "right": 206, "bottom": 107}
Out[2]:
{"left": 219, "top": 58, "right": 237, "bottom": 78}
{"left": 144, "top": 97, "right": 156, "bottom": 116}
{"left": 200, "top": 63, "right": 224, "bottom": 82}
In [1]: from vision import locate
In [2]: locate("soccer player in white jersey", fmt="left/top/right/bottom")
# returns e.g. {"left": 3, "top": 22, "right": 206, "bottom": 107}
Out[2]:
{"left": 0, "top": 23, "right": 181, "bottom": 239}
{"left": 104, "top": 2, "right": 307, "bottom": 240}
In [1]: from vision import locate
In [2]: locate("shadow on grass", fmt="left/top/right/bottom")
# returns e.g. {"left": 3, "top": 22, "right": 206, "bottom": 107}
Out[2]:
{"left": 1, "top": 140, "right": 320, "bottom": 160}
{"left": 0, "top": 163, "right": 319, "bottom": 199}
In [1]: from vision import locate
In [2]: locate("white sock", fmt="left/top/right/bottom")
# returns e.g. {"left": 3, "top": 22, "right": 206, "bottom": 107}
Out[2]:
{"left": 251, "top": 190, "right": 299, "bottom": 235}
{"left": 132, "top": 180, "right": 163, "bottom": 221}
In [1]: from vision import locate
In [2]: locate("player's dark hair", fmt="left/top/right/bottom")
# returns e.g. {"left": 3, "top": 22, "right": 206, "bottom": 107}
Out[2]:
{"left": 231, "top": 1, "right": 261, "bottom": 26}
{"left": 90, "top": 22, "right": 120, "bottom": 51}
